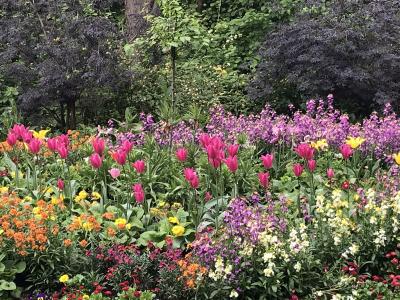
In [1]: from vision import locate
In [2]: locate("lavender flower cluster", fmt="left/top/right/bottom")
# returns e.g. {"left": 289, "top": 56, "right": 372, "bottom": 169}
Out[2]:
{"left": 103, "top": 95, "right": 400, "bottom": 159}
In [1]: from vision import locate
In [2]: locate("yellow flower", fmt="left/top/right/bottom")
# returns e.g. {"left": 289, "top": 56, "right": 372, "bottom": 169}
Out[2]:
{"left": 346, "top": 136, "right": 365, "bottom": 149}
{"left": 32, "top": 129, "right": 50, "bottom": 140}
{"left": 171, "top": 225, "right": 185, "bottom": 237}
{"left": 59, "top": 274, "right": 69, "bottom": 283}
{"left": 0, "top": 186, "right": 9, "bottom": 194}
{"left": 32, "top": 207, "right": 41, "bottom": 214}
{"left": 78, "top": 190, "right": 88, "bottom": 199}
{"left": 24, "top": 195, "right": 33, "bottom": 202}
{"left": 82, "top": 222, "right": 94, "bottom": 231}
{"left": 91, "top": 192, "right": 101, "bottom": 200}
{"left": 115, "top": 218, "right": 127, "bottom": 229}
{"left": 51, "top": 197, "right": 59, "bottom": 205}
{"left": 393, "top": 152, "right": 400, "bottom": 165}
{"left": 125, "top": 223, "right": 132, "bottom": 230}
{"left": 168, "top": 216, "right": 179, "bottom": 224}
{"left": 158, "top": 201, "right": 166, "bottom": 208}
{"left": 310, "top": 139, "right": 328, "bottom": 151}
{"left": 82, "top": 295, "right": 90, "bottom": 300}
{"left": 172, "top": 202, "right": 182, "bottom": 209}
{"left": 45, "top": 187, "right": 54, "bottom": 194}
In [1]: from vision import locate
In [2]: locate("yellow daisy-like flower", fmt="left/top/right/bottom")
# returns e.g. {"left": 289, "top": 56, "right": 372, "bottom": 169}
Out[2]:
{"left": 91, "top": 192, "right": 101, "bottom": 200}
{"left": 346, "top": 136, "right": 365, "bottom": 149}
{"left": 114, "top": 218, "right": 127, "bottom": 229}
{"left": 59, "top": 274, "right": 69, "bottom": 283}
{"left": 171, "top": 225, "right": 185, "bottom": 237}
{"left": 310, "top": 139, "right": 328, "bottom": 151}
{"left": 0, "top": 186, "right": 9, "bottom": 194}
{"left": 32, "top": 129, "right": 50, "bottom": 140}
{"left": 168, "top": 216, "right": 179, "bottom": 224}
{"left": 393, "top": 152, "right": 400, "bottom": 165}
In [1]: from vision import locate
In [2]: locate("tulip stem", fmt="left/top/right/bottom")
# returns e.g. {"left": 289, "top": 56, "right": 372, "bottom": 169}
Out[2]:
{"left": 297, "top": 179, "right": 301, "bottom": 218}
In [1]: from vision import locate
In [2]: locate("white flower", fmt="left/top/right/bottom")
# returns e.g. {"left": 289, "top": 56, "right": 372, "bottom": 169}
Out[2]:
{"left": 229, "top": 290, "right": 239, "bottom": 298}
{"left": 263, "top": 267, "right": 274, "bottom": 277}
{"left": 294, "top": 262, "right": 301, "bottom": 272}
{"left": 349, "top": 244, "right": 359, "bottom": 255}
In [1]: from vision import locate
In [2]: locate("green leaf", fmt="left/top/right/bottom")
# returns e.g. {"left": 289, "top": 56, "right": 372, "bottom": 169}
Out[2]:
{"left": 0, "top": 280, "right": 16, "bottom": 291}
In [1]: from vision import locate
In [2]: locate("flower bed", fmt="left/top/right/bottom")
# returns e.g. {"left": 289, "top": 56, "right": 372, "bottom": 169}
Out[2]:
{"left": 0, "top": 97, "right": 399, "bottom": 299}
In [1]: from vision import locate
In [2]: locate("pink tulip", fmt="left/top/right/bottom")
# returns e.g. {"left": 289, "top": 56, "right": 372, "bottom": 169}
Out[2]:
{"left": 6, "top": 133, "right": 17, "bottom": 146}
{"left": 175, "top": 147, "right": 188, "bottom": 162}
{"left": 132, "top": 160, "right": 146, "bottom": 174}
{"left": 108, "top": 168, "right": 121, "bottom": 179}
{"left": 58, "top": 134, "right": 70, "bottom": 147}
{"left": 47, "top": 137, "right": 58, "bottom": 151}
{"left": 206, "top": 143, "right": 225, "bottom": 168}
{"left": 89, "top": 153, "right": 102, "bottom": 169}
{"left": 132, "top": 183, "right": 145, "bottom": 203}
{"left": 28, "top": 138, "right": 41, "bottom": 154}
{"left": 57, "top": 179, "right": 64, "bottom": 190}
{"left": 307, "top": 159, "right": 316, "bottom": 172}
{"left": 205, "top": 192, "right": 212, "bottom": 202}
{"left": 184, "top": 168, "right": 196, "bottom": 182}
{"left": 293, "top": 163, "right": 304, "bottom": 177}
{"left": 112, "top": 150, "right": 127, "bottom": 165}
{"left": 260, "top": 154, "right": 274, "bottom": 169}
{"left": 199, "top": 133, "right": 211, "bottom": 148}
{"left": 224, "top": 155, "right": 238, "bottom": 173}
{"left": 183, "top": 168, "right": 199, "bottom": 189}
{"left": 10, "top": 124, "right": 27, "bottom": 139}
{"left": 22, "top": 130, "right": 33, "bottom": 143}
{"left": 258, "top": 172, "right": 270, "bottom": 188}
{"left": 121, "top": 140, "right": 133, "bottom": 154}
{"left": 227, "top": 144, "right": 239, "bottom": 157}
{"left": 57, "top": 145, "right": 68, "bottom": 159}
{"left": 92, "top": 137, "right": 105, "bottom": 155}
{"left": 327, "top": 168, "right": 335, "bottom": 179}
{"left": 340, "top": 144, "right": 353, "bottom": 160}
{"left": 295, "top": 143, "right": 314, "bottom": 160}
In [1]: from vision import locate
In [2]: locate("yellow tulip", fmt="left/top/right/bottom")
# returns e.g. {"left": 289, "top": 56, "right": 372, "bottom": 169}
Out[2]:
{"left": 345, "top": 136, "right": 365, "bottom": 149}
{"left": 32, "top": 129, "right": 50, "bottom": 140}
{"left": 393, "top": 152, "right": 400, "bottom": 165}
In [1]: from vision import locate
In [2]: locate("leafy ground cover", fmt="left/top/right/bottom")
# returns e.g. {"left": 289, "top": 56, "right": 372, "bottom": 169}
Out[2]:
{"left": 0, "top": 96, "right": 399, "bottom": 299}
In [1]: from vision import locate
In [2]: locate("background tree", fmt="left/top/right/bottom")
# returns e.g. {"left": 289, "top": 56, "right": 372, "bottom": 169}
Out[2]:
{"left": 0, "top": 0, "right": 130, "bottom": 129}
{"left": 248, "top": 0, "right": 400, "bottom": 115}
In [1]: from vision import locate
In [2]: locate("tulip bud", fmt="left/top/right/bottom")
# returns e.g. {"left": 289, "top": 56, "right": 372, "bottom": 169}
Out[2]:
{"left": 293, "top": 163, "right": 304, "bottom": 177}
{"left": 175, "top": 148, "right": 188, "bottom": 162}
{"left": 261, "top": 154, "right": 274, "bottom": 169}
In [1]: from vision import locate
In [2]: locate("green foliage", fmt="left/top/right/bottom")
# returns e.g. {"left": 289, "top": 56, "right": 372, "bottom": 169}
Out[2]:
{"left": 0, "top": 254, "right": 25, "bottom": 298}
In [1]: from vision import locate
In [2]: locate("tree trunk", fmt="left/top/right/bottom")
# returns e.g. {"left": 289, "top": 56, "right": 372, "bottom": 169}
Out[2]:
{"left": 125, "top": 0, "right": 159, "bottom": 42}
{"left": 59, "top": 102, "right": 66, "bottom": 131}
{"left": 197, "top": 0, "right": 203, "bottom": 12}
{"left": 66, "top": 100, "right": 76, "bottom": 130}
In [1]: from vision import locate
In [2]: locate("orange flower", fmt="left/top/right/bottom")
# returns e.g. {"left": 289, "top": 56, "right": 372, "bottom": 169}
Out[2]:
{"left": 79, "top": 239, "right": 88, "bottom": 248}
{"left": 102, "top": 212, "right": 114, "bottom": 220}
{"left": 107, "top": 227, "right": 116, "bottom": 237}
{"left": 63, "top": 239, "right": 72, "bottom": 247}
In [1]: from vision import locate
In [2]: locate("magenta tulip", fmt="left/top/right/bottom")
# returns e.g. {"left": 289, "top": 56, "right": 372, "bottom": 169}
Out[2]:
{"left": 121, "top": 140, "right": 133, "bottom": 154}
{"left": 92, "top": 137, "right": 105, "bottom": 155}
{"left": 307, "top": 159, "right": 316, "bottom": 172}
{"left": 293, "top": 163, "right": 304, "bottom": 177}
{"left": 175, "top": 147, "right": 188, "bottom": 162}
{"left": 132, "top": 183, "right": 145, "bottom": 203}
{"left": 295, "top": 143, "right": 314, "bottom": 160}
{"left": 89, "top": 153, "right": 102, "bottom": 169}
{"left": 57, "top": 145, "right": 68, "bottom": 159}
{"left": 57, "top": 179, "right": 65, "bottom": 190}
{"left": 227, "top": 144, "right": 239, "bottom": 157}
{"left": 327, "top": 168, "right": 335, "bottom": 179}
{"left": 340, "top": 144, "right": 353, "bottom": 160}
{"left": 28, "top": 138, "right": 41, "bottom": 154}
{"left": 47, "top": 138, "right": 58, "bottom": 152}
{"left": 224, "top": 155, "right": 238, "bottom": 173}
{"left": 6, "top": 133, "right": 17, "bottom": 146}
{"left": 112, "top": 150, "right": 127, "bottom": 165}
{"left": 260, "top": 154, "right": 274, "bottom": 169}
{"left": 199, "top": 133, "right": 211, "bottom": 148}
{"left": 132, "top": 160, "right": 146, "bottom": 174}
{"left": 258, "top": 172, "right": 270, "bottom": 188}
